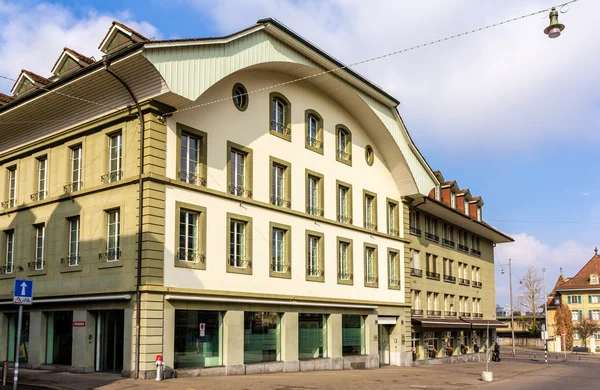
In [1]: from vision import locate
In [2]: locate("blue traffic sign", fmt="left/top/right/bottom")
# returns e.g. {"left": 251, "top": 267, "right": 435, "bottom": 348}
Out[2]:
{"left": 13, "top": 279, "right": 33, "bottom": 305}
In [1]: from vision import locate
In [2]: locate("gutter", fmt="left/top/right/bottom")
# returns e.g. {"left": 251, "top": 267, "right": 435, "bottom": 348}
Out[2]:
{"left": 102, "top": 56, "right": 144, "bottom": 380}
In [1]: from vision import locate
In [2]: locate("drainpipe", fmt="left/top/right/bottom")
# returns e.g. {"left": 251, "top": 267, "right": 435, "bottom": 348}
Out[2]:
{"left": 103, "top": 57, "right": 144, "bottom": 379}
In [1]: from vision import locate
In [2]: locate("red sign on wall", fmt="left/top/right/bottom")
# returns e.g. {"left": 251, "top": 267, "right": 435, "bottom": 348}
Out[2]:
{"left": 73, "top": 321, "right": 86, "bottom": 327}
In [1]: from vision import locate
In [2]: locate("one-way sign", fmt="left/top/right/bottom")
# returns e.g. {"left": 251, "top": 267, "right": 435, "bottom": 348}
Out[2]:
{"left": 13, "top": 279, "right": 33, "bottom": 305}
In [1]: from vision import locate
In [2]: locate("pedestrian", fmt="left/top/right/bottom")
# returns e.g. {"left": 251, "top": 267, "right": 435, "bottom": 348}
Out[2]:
{"left": 473, "top": 342, "right": 480, "bottom": 353}
{"left": 492, "top": 342, "right": 501, "bottom": 362}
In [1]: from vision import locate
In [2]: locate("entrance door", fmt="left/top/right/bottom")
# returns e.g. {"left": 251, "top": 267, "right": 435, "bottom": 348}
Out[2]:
{"left": 378, "top": 325, "right": 390, "bottom": 366}
{"left": 46, "top": 311, "right": 73, "bottom": 365}
{"left": 95, "top": 310, "right": 124, "bottom": 372}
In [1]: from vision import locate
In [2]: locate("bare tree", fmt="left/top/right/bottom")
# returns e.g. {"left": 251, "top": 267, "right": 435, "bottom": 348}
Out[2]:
{"left": 554, "top": 302, "right": 574, "bottom": 350}
{"left": 573, "top": 318, "right": 600, "bottom": 347}
{"left": 517, "top": 265, "right": 544, "bottom": 334}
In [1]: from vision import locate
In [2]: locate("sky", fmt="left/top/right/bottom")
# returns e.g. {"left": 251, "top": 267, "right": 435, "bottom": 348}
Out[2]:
{"left": 1, "top": 0, "right": 599, "bottom": 307}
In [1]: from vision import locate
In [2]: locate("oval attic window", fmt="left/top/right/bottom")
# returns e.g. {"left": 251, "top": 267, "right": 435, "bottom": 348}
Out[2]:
{"left": 232, "top": 83, "right": 248, "bottom": 111}
{"left": 365, "top": 145, "right": 374, "bottom": 166}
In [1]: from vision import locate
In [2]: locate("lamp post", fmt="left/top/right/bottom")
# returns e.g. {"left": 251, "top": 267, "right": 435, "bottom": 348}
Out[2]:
{"left": 501, "top": 259, "right": 516, "bottom": 358}
{"left": 542, "top": 267, "right": 548, "bottom": 364}
{"left": 544, "top": 7, "right": 565, "bottom": 38}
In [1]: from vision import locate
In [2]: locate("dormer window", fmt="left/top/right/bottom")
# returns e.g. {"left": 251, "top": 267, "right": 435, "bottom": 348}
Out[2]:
{"left": 476, "top": 206, "right": 482, "bottom": 221}
{"left": 450, "top": 191, "right": 457, "bottom": 209}
{"left": 464, "top": 200, "right": 470, "bottom": 216}
{"left": 591, "top": 275, "right": 599, "bottom": 285}
{"left": 434, "top": 186, "right": 441, "bottom": 201}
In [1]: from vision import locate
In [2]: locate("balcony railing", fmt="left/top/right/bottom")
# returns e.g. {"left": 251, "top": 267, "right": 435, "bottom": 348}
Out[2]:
{"left": 442, "top": 239, "right": 455, "bottom": 248}
{"left": 471, "top": 249, "right": 481, "bottom": 256}
{"left": 306, "top": 205, "right": 324, "bottom": 217}
{"left": 30, "top": 191, "right": 47, "bottom": 202}
{"left": 101, "top": 170, "right": 122, "bottom": 183}
{"left": 411, "top": 309, "right": 424, "bottom": 317}
{"left": 389, "top": 278, "right": 401, "bottom": 287}
{"left": 306, "top": 136, "right": 323, "bottom": 150}
{"left": 271, "top": 121, "right": 291, "bottom": 135}
{"left": 28, "top": 261, "right": 44, "bottom": 271}
{"left": 98, "top": 250, "right": 121, "bottom": 261}
{"left": 445, "top": 311, "right": 457, "bottom": 317}
{"left": 472, "top": 281, "right": 482, "bottom": 288}
{"left": 63, "top": 182, "right": 82, "bottom": 193}
{"left": 365, "top": 276, "right": 378, "bottom": 284}
{"left": 410, "top": 268, "right": 423, "bottom": 277}
{"left": 60, "top": 254, "right": 80, "bottom": 266}
{"left": 270, "top": 263, "right": 291, "bottom": 273}
{"left": 388, "top": 228, "right": 400, "bottom": 236}
{"left": 271, "top": 196, "right": 291, "bottom": 208}
{"left": 473, "top": 313, "right": 483, "bottom": 318}
{"left": 1, "top": 200, "right": 16, "bottom": 209}
{"left": 364, "top": 222, "right": 377, "bottom": 231}
{"left": 458, "top": 278, "right": 470, "bottom": 286}
{"left": 443, "top": 275, "right": 456, "bottom": 283}
{"left": 336, "top": 149, "right": 352, "bottom": 162}
{"left": 427, "top": 310, "right": 441, "bottom": 317}
{"left": 459, "top": 312, "right": 471, "bottom": 318}
{"left": 424, "top": 232, "right": 439, "bottom": 242}
{"left": 229, "top": 256, "right": 252, "bottom": 268}
{"left": 426, "top": 271, "right": 440, "bottom": 280}
{"left": 0, "top": 265, "right": 13, "bottom": 274}
{"left": 229, "top": 184, "right": 253, "bottom": 198}
{"left": 307, "top": 267, "right": 324, "bottom": 277}
{"left": 457, "top": 244, "right": 469, "bottom": 253}
{"left": 179, "top": 170, "right": 207, "bottom": 186}
{"left": 178, "top": 249, "right": 206, "bottom": 263}
{"left": 337, "top": 214, "right": 353, "bottom": 224}
{"left": 337, "top": 271, "right": 353, "bottom": 281}
{"left": 410, "top": 226, "right": 422, "bottom": 236}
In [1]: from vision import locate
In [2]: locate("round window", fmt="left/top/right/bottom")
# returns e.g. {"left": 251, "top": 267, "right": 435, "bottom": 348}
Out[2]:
{"left": 232, "top": 83, "right": 248, "bottom": 111}
{"left": 365, "top": 145, "right": 374, "bottom": 166}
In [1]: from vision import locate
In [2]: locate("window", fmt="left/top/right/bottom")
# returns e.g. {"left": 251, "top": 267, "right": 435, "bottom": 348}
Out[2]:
{"left": 270, "top": 223, "right": 291, "bottom": 278}
{"left": 335, "top": 125, "right": 352, "bottom": 165}
{"left": 337, "top": 237, "right": 353, "bottom": 285}
{"left": 342, "top": 315, "right": 365, "bottom": 356}
{"left": 336, "top": 180, "right": 352, "bottom": 224}
{"left": 107, "top": 133, "right": 122, "bottom": 182}
{"left": 364, "top": 145, "right": 374, "bottom": 166}
{"left": 305, "top": 110, "right": 323, "bottom": 153}
{"left": 306, "top": 170, "right": 324, "bottom": 217}
{"left": 387, "top": 199, "right": 399, "bottom": 236}
{"left": 591, "top": 275, "right": 599, "bottom": 285}
{"left": 6, "top": 167, "right": 17, "bottom": 208}
{"left": 457, "top": 230, "right": 468, "bottom": 251}
{"left": 591, "top": 295, "right": 600, "bottom": 304}
{"left": 471, "top": 235, "right": 481, "bottom": 256}
{"left": 33, "top": 225, "right": 45, "bottom": 270}
{"left": 105, "top": 209, "right": 120, "bottom": 261}
{"left": 269, "top": 92, "right": 291, "bottom": 141}
{"left": 476, "top": 206, "right": 482, "bottom": 221}
{"left": 226, "top": 213, "right": 252, "bottom": 275}
{"left": 175, "top": 203, "right": 207, "bottom": 269}
{"left": 572, "top": 310, "right": 580, "bottom": 321}
{"left": 568, "top": 295, "right": 581, "bottom": 304}
{"left": 232, "top": 83, "right": 248, "bottom": 111}
{"left": 66, "top": 217, "right": 80, "bottom": 266}
{"left": 442, "top": 224, "right": 454, "bottom": 247}
{"left": 414, "top": 290, "right": 421, "bottom": 309}
{"left": 444, "top": 258, "right": 453, "bottom": 277}
{"left": 363, "top": 191, "right": 377, "bottom": 230}
{"left": 69, "top": 145, "right": 82, "bottom": 191}
{"left": 450, "top": 191, "right": 456, "bottom": 209}
{"left": 270, "top": 157, "right": 291, "bottom": 208}
{"left": 4, "top": 231, "right": 14, "bottom": 274}
{"left": 34, "top": 156, "right": 47, "bottom": 201}
{"left": 306, "top": 231, "right": 324, "bottom": 282}
{"left": 412, "top": 250, "right": 420, "bottom": 270}
{"left": 424, "top": 216, "right": 438, "bottom": 241}
{"left": 364, "top": 244, "right": 378, "bottom": 287}
{"left": 388, "top": 249, "right": 400, "bottom": 289}
{"left": 434, "top": 186, "right": 441, "bottom": 200}
{"left": 409, "top": 210, "right": 421, "bottom": 235}
{"left": 227, "top": 141, "right": 253, "bottom": 198}
{"left": 298, "top": 314, "right": 327, "bottom": 359}
{"left": 592, "top": 310, "right": 600, "bottom": 321}
{"left": 464, "top": 200, "right": 470, "bottom": 217}
{"left": 177, "top": 124, "right": 207, "bottom": 186}
{"left": 174, "top": 310, "right": 222, "bottom": 368}
{"left": 427, "top": 292, "right": 439, "bottom": 311}
{"left": 244, "top": 312, "right": 280, "bottom": 363}
{"left": 426, "top": 254, "right": 437, "bottom": 274}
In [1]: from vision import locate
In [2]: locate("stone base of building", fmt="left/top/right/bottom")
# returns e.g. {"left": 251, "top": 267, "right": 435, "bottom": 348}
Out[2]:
{"left": 412, "top": 352, "right": 487, "bottom": 366}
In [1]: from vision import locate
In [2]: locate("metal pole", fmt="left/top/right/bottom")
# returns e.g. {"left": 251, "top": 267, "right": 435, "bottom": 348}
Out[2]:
{"left": 13, "top": 305, "right": 23, "bottom": 390}
{"left": 485, "top": 321, "right": 490, "bottom": 372}
{"left": 543, "top": 268, "right": 548, "bottom": 364}
{"left": 509, "top": 259, "right": 515, "bottom": 358}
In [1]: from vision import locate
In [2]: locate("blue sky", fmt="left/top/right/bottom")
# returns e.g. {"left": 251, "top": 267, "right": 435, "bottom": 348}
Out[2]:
{"left": 1, "top": 0, "right": 599, "bottom": 306}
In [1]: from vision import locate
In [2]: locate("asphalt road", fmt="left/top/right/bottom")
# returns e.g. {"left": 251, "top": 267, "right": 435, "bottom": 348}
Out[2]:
{"left": 484, "top": 361, "right": 596, "bottom": 390}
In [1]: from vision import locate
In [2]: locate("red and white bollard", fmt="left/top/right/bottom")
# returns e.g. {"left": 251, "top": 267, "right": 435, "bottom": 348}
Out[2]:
{"left": 155, "top": 354, "right": 164, "bottom": 381}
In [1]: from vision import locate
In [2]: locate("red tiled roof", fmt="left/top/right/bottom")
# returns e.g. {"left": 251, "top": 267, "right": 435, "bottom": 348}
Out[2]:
{"left": 558, "top": 254, "right": 600, "bottom": 290}
{"left": 112, "top": 21, "right": 149, "bottom": 40}
{"left": 457, "top": 188, "right": 471, "bottom": 196}
{"left": 0, "top": 93, "right": 14, "bottom": 104}
{"left": 433, "top": 170, "right": 445, "bottom": 183}
{"left": 149, "top": 24, "right": 261, "bottom": 44}
{"left": 22, "top": 69, "right": 50, "bottom": 85}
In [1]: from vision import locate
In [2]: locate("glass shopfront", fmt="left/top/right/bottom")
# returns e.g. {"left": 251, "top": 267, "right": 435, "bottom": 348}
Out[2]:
{"left": 174, "top": 310, "right": 222, "bottom": 369}
{"left": 342, "top": 315, "right": 365, "bottom": 356}
{"left": 244, "top": 312, "right": 280, "bottom": 364}
{"left": 7, "top": 312, "right": 30, "bottom": 363}
{"left": 298, "top": 314, "right": 327, "bottom": 359}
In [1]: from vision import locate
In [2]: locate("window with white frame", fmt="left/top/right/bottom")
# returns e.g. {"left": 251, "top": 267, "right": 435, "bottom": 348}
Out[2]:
{"left": 336, "top": 126, "right": 352, "bottom": 163}
{"left": 34, "top": 225, "right": 45, "bottom": 270}
{"left": 7, "top": 167, "right": 17, "bottom": 208}
{"left": 338, "top": 241, "right": 350, "bottom": 280}
{"left": 271, "top": 97, "right": 286, "bottom": 134}
{"left": 591, "top": 295, "right": 600, "bottom": 304}
{"left": 67, "top": 217, "right": 80, "bottom": 266}
{"left": 108, "top": 133, "right": 122, "bottom": 182}
{"left": 389, "top": 251, "right": 400, "bottom": 287}
{"left": 307, "top": 114, "right": 318, "bottom": 148}
{"left": 271, "top": 163, "right": 288, "bottom": 207}
{"left": 180, "top": 133, "right": 201, "bottom": 184}
{"left": 337, "top": 184, "right": 351, "bottom": 223}
{"left": 70, "top": 145, "right": 82, "bottom": 191}
{"left": 307, "top": 235, "right": 320, "bottom": 277}
{"left": 106, "top": 209, "right": 120, "bottom": 261}
{"left": 476, "top": 206, "right": 482, "bottom": 221}
{"left": 414, "top": 290, "right": 421, "bottom": 309}
{"left": 572, "top": 310, "right": 580, "bottom": 321}
{"left": 229, "top": 219, "right": 247, "bottom": 268}
{"left": 450, "top": 191, "right": 456, "bottom": 208}
{"left": 464, "top": 200, "right": 470, "bottom": 216}
{"left": 36, "top": 157, "right": 47, "bottom": 200}
{"left": 365, "top": 246, "right": 376, "bottom": 284}
{"left": 306, "top": 173, "right": 322, "bottom": 216}
{"left": 591, "top": 310, "right": 600, "bottom": 321}
{"left": 4, "top": 231, "right": 14, "bottom": 274}
{"left": 364, "top": 194, "right": 376, "bottom": 230}
{"left": 412, "top": 249, "right": 420, "bottom": 270}
{"left": 271, "top": 228, "right": 286, "bottom": 273}
{"left": 179, "top": 210, "right": 199, "bottom": 261}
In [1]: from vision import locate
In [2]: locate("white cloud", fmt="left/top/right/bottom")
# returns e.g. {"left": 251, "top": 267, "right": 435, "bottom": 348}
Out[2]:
{"left": 193, "top": 0, "right": 600, "bottom": 152}
{"left": 0, "top": 1, "right": 161, "bottom": 93}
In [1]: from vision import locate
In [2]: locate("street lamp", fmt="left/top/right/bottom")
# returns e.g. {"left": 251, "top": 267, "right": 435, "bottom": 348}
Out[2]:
{"left": 501, "top": 259, "right": 516, "bottom": 358}
{"left": 544, "top": 7, "right": 565, "bottom": 38}
{"left": 542, "top": 268, "right": 548, "bottom": 364}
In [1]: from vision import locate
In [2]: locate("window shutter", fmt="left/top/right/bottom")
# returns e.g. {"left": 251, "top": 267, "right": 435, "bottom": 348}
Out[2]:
{"left": 589, "top": 296, "right": 592, "bottom": 303}
{"left": 589, "top": 310, "right": 592, "bottom": 319}
{"left": 578, "top": 296, "right": 582, "bottom": 304}
{"left": 579, "top": 310, "right": 583, "bottom": 320}
{"left": 568, "top": 296, "right": 571, "bottom": 304}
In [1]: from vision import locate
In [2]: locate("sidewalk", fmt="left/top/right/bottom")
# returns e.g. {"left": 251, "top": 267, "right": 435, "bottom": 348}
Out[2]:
{"left": 10, "top": 358, "right": 551, "bottom": 390}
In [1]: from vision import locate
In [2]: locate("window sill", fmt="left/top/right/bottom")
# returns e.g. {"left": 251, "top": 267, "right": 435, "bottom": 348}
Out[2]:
{"left": 98, "top": 261, "right": 123, "bottom": 270}
{"left": 337, "top": 278, "right": 354, "bottom": 286}
{"left": 306, "top": 275, "right": 325, "bottom": 283}
{"left": 0, "top": 273, "right": 15, "bottom": 280}
{"left": 335, "top": 156, "right": 352, "bottom": 167}
{"left": 226, "top": 265, "right": 253, "bottom": 275}
{"left": 174, "top": 259, "right": 206, "bottom": 270}
{"left": 61, "top": 265, "right": 82, "bottom": 273}
{"left": 305, "top": 143, "right": 324, "bottom": 155}
{"left": 387, "top": 284, "right": 401, "bottom": 290}
{"left": 269, "top": 270, "right": 292, "bottom": 279}
{"left": 28, "top": 269, "right": 47, "bottom": 277}
{"left": 269, "top": 129, "right": 292, "bottom": 142}
{"left": 364, "top": 282, "right": 379, "bottom": 289}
